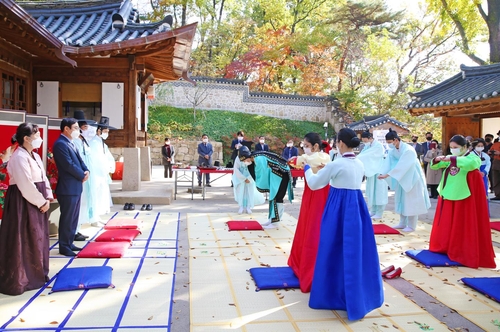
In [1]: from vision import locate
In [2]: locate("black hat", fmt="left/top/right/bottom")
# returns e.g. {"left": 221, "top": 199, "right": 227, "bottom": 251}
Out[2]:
{"left": 238, "top": 146, "right": 252, "bottom": 160}
{"left": 73, "top": 110, "right": 96, "bottom": 126}
{"left": 361, "top": 130, "right": 372, "bottom": 138}
{"left": 91, "top": 116, "right": 117, "bottom": 130}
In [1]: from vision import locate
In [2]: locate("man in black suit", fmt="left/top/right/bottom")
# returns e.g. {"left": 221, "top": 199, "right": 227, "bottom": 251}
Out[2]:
{"left": 230, "top": 130, "right": 246, "bottom": 162}
{"left": 53, "top": 118, "right": 89, "bottom": 256}
{"left": 255, "top": 136, "right": 269, "bottom": 152}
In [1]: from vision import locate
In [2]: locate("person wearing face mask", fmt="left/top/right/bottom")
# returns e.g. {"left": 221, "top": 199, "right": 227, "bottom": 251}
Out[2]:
{"left": 304, "top": 128, "right": 383, "bottom": 321}
{"left": 357, "top": 131, "right": 387, "bottom": 219}
{"left": 429, "top": 135, "right": 495, "bottom": 268}
{"left": 243, "top": 148, "right": 293, "bottom": 228}
{"left": 0, "top": 123, "right": 54, "bottom": 295}
{"left": 282, "top": 140, "right": 299, "bottom": 188}
{"left": 484, "top": 134, "right": 494, "bottom": 193}
{"left": 421, "top": 132, "right": 433, "bottom": 174}
{"left": 378, "top": 128, "right": 430, "bottom": 232}
{"left": 232, "top": 146, "right": 265, "bottom": 214}
{"left": 72, "top": 111, "right": 98, "bottom": 239}
{"left": 254, "top": 136, "right": 269, "bottom": 152}
{"left": 470, "top": 138, "right": 491, "bottom": 197}
{"left": 230, "top": 131, "right": 248, "bottom": 163}
{"left": 162, "top": 137, "right": 176, "bottom": 179}
{"left": 488, "top": 131, "right": 500, "bottom": 199}
{"left": 408, "top": 134, "right": 423, "bottom": 161}
{"left": 52, "top": 118, "right": 90, "bottom": 256}
{"left": 423, "top": 140, "right": 443, "bottom": 199}
{"left": 90, "top": 117, "right": 116, "bottom": 216}
{"left": 197, "top": 134, "right": 212, "bottom": 186}
{"left": 287, "top": 132, "right": 330, "bottom": 293}
{"left": 328, "top": 137, "right": 338, "bottom": 161}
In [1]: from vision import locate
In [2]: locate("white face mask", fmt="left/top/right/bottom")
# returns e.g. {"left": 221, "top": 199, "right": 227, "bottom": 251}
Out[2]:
{"left": 70, "top": 129, "right": 80, "bottom": 140}
{"left": 303, "top": 147, "right": 312, "bottom": 155}
{"left": 83, "top": 126, "right": 97, "bottom": 139}
{"left": 387, "top": 143, "right": 395, "bottom": 149}
{"left": 450, "top": 147, "right": 463, "bottom": 156}
{"left": 31, "top": 137, "right": 43, "bottom": 149}
{"left": 332, "top": 149, "right": 338, "bottom": 154}
{"left": 475, "top": 146, "right": 484, "bottom": 152}
{"left": 287, "top": 143, "right": 293, "bottom": 148}
{"left": 260, "top": 140, "right": 265, "bottom": 144}
{"left": 244, "top": 160, "right": 252, "bottom": 166}
{"left": 101, "top": 132, "right": 109, "bottom": 140}
{"left": 238, "top": 136, "right": 243, "bottom": 141}
{"left": 203, "top": 139, "right": 208, "bottom": 143}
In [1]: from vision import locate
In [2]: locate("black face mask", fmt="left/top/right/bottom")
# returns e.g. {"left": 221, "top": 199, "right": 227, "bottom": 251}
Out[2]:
{"left": 412, "top": 139, "right": 417, "bottom": 143}
{"left": 486, "top": 138, "right": 492, "bottom": 143}
{"left": 426, "top": 137, "right": 432, "bottom": 141}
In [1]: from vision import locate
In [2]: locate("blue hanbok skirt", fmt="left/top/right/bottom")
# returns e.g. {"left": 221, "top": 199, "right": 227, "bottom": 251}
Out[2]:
{"left": 309, "top": 187, "right": 384, "bottom": 320}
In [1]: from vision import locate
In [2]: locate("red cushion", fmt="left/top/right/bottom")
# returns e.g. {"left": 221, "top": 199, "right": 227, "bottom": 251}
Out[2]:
{"left": 372, "top": 224, "right": 401, "bottom": 235}
{"left": 227, "top": 220, "right": 264, "bottom": 231}
{"left": 95, "top": 229, "right": 141, "bottom": 243}
{"left": 77, "top": 242, "right": 130, "bottom": 258}
{"left": 491, "top": 222, "right": 500, "bottom": 232}
{"left": 104, "top": 218, "right": 142, "bottom": 230}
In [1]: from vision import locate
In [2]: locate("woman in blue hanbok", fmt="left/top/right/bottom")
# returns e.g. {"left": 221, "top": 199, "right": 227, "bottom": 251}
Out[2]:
{"left": 232, "top": 155, "right": 265, "bottom": 214}
{"left": 305, "top": 128, "right": 383, "bottom": 321}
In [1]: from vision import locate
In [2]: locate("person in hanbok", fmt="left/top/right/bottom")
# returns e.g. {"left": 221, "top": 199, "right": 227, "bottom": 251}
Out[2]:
{"left": 287, "top": 132, "right": 330, "bottom": 293}
{"left": 0, "top": 123, "right": 53, "bottom": 295}
{"left": 305, "top": 128, "right": 383, "bottom": 320}
{"left": 470, "top": 138, "right": 491, "bottom": 197}
{"left": 232, "top": 148, "right": 265, "bottom": 214}
{"left": 378, "top": 129, "right": 430, "bottom": 232}
{"left": 72, "top": 111, "right": 97, "bottom": 239}
{"left": 239, "top": 147, "right": 293, "bottom": 228}
{"left": 90, "top": 117, "right": 116, "bottom": 217}
{"left": 429, "top": 135, "right": 495, "bottom": 268}
{"left": 357, "top": 131, "right": 387, "bottom": 219}
{"left": 423, "top": 140, "right": 443, "bottom": 199}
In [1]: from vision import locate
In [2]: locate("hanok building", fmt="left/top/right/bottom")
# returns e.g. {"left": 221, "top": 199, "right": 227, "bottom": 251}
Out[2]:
{"left": 0, "top": 0, "right": 196, "bottom": 148}
{"left": 346, "top": 113, "right": 409, "bottom": 136}
{"left": 407, "top": 63, "right": 500, "bottom": 146}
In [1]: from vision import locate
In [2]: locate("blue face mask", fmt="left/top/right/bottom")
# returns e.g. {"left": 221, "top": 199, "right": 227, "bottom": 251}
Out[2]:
{"left": 387, "top": 143, "right": 395, "bottom": 149}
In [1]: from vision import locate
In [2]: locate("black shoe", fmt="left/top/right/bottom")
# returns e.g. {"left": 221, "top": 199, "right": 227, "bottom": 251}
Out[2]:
{"left": 206, "top": 184, "right": 212, "bottom": 187}
{"left": 123, "top": 203, "right": 130, "bottom": 210}
{"left": 491, "top": 196, "right": 500, "bottom": 201}
{"left": 74, "top": 233, "right": 86, "bottom": 241}
{"left": 198, "top": 183, "right": 202, "bottom": 187}
{"left": 59, "top": 248, "right": 77, "bottom": 256}
{"left": 146, "top": 204, "right": 153, "bottom": 211}
{"left": 70, "top": 245, "right": 82, "bottom": 251}
{"left": 140, "top": 204, "right": 147, "bottom": 211}
{"left": 129, "top": 203, "right": 135, "bottom": 210}
{"left": 77, "top": 232, "right": 88, "bottom": 239}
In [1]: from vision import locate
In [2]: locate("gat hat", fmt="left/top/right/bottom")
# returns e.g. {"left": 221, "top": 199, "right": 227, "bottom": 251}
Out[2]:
{"left": 73, "top": 110, "right": 96, "bottom": 126}
{"left": 91, "top": 116, "right": 117, "bottom": 130}
{"left": 238, "top": 146, "right": 252, "bottom": 160}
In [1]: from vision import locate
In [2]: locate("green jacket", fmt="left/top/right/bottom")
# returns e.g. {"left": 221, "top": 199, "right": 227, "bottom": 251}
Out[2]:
{"left": 431, "top": 153, "right": 481, "bottom": 200}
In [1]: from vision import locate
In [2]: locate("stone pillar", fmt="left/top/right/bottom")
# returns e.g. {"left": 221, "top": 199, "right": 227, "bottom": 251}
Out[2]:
{"left": 140, "top": 146, "right": 151, "bottom": 181}
{"left": 122, "top": 148, "right": 141, "bottom": 191}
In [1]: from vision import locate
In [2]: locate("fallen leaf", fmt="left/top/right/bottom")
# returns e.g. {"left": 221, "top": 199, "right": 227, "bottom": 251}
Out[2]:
{"left": 148, "top": 316, "right": 153, "bottom": 320}
{"left": 49, "top": 321, "right": 58, "bottom": 325}
{"left": 19, "top": 318, "right": 25, "bottom": 323}
{"left": 229, "top": 303, "right": 236, "bottom": 306}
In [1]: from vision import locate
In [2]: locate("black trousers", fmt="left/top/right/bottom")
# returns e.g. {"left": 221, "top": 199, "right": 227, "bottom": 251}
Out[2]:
{"left": 57, "top": 194, "right": 81, "bottom": 253}
{"left": 164, "top": 163, "right": 173, "bottom": 178}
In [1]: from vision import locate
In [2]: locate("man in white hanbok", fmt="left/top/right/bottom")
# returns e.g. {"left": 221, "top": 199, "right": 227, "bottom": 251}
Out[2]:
{"left": 379, "top": 129, "right": 430, "bottom": 232}
{"left": 90, "top": 117, "right": 115, "bottom": 217}
{"left": 232, "top": 154, "right": 265, "bottom": 214}
{"left": 357, "top": 131, "right": 387, "bottom": 219}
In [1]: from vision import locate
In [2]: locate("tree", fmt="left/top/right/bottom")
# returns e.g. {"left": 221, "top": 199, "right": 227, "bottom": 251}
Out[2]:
{"left": 183, "top": 82, "right": 212, "bottom": 121}
{"left": 426, "top": 0, "right": 500, "bottom": 64}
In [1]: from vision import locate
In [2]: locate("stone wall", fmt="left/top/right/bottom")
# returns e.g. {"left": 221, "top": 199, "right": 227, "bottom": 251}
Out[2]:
{"left": 159, "top": 78, "right": 330, "bottom": 122}
{"left": 109, "top": 140, "right": 224, "bottom": 166}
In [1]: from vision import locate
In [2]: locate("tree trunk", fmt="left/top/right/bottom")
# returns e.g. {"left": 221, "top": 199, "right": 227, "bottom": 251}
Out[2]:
{"left": 487, "top": 0, "right": 500, "bottom": 63}
{"left": 181, "top": 3, "right": 187, "bottom": 26}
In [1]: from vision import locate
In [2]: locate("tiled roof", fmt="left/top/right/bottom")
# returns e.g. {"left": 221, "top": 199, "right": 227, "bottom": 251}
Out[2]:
{"left": 347, "top": 114, "right": 408, "bottom": 131}
{"left": 407, "top": 63, "right": 500, "bottom": 110}
{"left": 19, "top": 0, "right": 172, "bottom": 47}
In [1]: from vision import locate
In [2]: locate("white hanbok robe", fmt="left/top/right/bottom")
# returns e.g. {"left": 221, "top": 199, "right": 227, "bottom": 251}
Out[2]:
{"left": 74, "top": 137, "right": 98, "bottom": 225}
{"left": 382, "top": 142, "right": 430, "bottom": 216}
{"left": 90, "top": 135, "right": 115, "bottom": 215}
{"left": 357, "top": 140, "right": 388, "bottom": 209}
{"left": 232, "top": 158, "right": 265, "bottom": 208}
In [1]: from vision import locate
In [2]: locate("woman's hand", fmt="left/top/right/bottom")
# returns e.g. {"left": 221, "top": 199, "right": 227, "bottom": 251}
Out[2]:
{"left": 245, "top": 179, "right": 250, "bottom": 183}
{"left": 39, "top": 200, "right": 50, "bottom": 213}
{"left": 316, "top": 163, "right": 325, "bottom": 170}
{"left": 378, "top": 174, "right": 389, "bottom": 180}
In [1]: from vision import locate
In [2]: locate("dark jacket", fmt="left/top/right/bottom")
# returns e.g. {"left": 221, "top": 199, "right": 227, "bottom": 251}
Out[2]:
{"left": 53, "top": 134, "right": 89, "bottom": 196}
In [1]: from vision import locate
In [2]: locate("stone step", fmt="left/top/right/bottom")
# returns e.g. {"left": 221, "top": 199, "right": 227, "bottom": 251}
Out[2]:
{"left": 110, "top": 182, "right": 174, "bottom": 205}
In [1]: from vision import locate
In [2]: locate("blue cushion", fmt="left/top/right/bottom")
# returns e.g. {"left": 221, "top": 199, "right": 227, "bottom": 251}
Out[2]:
{"left": 248, "top": 266, "right": 299, "bottom": 291}
{"left": 462, "top": 277, "right": 500, "bottom": 303}
{"left": 405, "top": 249, "right": 462, "bottom": 267}
{"left": 50, "top": 266, "right": 114, "bottom": 293}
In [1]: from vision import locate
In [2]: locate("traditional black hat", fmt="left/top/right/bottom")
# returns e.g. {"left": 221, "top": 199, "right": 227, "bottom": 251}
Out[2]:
{"left": 238, "top": 146, "right": 252, "bottom": 160}
{"left": 361, "top": 130, "right": 372, "bottom": 138}
{"left": 90, "top": 116, "right": 117, "bottom": 130}
{"left": 73, "top": 110, "right": 96, "bottom": 126}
